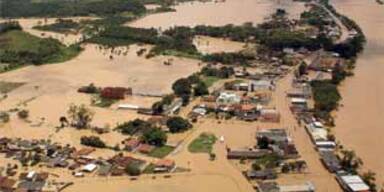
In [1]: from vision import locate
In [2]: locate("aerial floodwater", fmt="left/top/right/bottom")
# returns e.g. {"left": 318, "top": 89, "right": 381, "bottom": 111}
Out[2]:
{"left": 128, "top": 0, "right": 306, "bottom": 29}
{"left": 1, "top": 0, "right": 382, "bottom": 191}
{"left": 331, "top": 0, "right": 384, "bottom": 186}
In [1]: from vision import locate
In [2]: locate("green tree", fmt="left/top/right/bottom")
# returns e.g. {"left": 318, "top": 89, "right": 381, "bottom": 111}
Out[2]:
{"left": 125, "top": 164, "right": 141, "bottom": 176}
{"left": 0, "top": 112, "right": 10, "bottom": 123}
{"left": 140, "top": 128, "right": 167, "bottom": 147}
{"left": 361, "top": 171, "right": 377, "bottom": 191}
{"left": 252, "top": 163, "right": 262, "bottom": 171}
{"left": 340, "top": 149, "right": 363, "bottom": 172}
{"left": 151, "top": 101, "right": 164, "bottom": 115}
{"left": 80, "top": 136, "right": 106, "bottom": 148}
{"left": 331, "top": 63, "right": 347, "bottom": 84}
{"left": 194, "top": 81, "right": 209, "bottom": 96}
{"left": 116, "top": 119, "right": 151, "bottom": 135}
{"left": 67, "top": 104, "right": 94, "bottom": 129}
{"left": 257, "top": 136, "right": 271, "bottom": 149}
{"left": 172, "top": 78, "right": 192, "bottom": 96}
{"left": 298, "top": 62, "right": 307, "bottom": 76}
{"left": 166, "top": 116, "right": 192, "bottom": 133}
{"left": 17, "top": 109, "right": 29, "bottom": 119}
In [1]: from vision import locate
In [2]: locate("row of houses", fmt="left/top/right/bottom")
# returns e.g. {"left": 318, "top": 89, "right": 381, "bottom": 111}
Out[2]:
{"left": 0, "top": 171, "right": 71, "bottom": 192}
{"left": 255, "top": 181, "right": 315, "bottom": 192}
{"left": 0, "top": 137, "right": 176, "bottom": 180}
{"left": 192, "top": 91, "right": 280, "bottom": 122}
{"left": 287, "top": 76, "right": 371, "bottom": 192}
{"left": 227, "top": 128, "right": 309, "bottom": 190}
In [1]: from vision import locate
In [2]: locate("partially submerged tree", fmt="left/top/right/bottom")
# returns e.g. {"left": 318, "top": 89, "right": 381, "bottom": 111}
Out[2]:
{"left": 140, "top": 128, "right": 167, "bottom": 147}
{"left": 193, "top": 81, "right": 209, "bottom": 96}
{"left": 0, "top": 112, "right": 10, "bottom": 123}
{"left": 59, "top": 116, "right": 69, "bottom": 128}
{"left": 166, "top": 116, "right": 192, "bottom": 133}
{"left": 67, "top": 104, "right": 94, "bottom": 129}
{"left": 361, "top": 171, "right": 377, "bottom": 192}
{"left": 17, "top": 109, "right": 29, "bottom": 119}
{"left": 340, "top": 149, "right": 363, "bottom": 172}
{"left": 80, "top": 136, "right": 106, "bottom": 148}
{"left": 125, "top": 164, "right": 141, "bottom": 176}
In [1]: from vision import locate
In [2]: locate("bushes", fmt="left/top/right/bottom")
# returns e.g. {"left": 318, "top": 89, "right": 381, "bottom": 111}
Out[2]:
{"left": 116, "top": 118, "right": 152, "bottom": 135}
{"left": 80, "top": 136, "right": 106, "bottom": 148}
{"left": 166, "top": 116, "right": 192, "bottom": 133}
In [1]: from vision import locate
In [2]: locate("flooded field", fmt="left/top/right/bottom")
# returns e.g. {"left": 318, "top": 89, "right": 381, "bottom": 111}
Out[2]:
{"left": 128, "top": 0, "right": 306, "bottom": 29}
{"left": 193, "top": 35, "right": 247, "bottom": 54}
{"left": 7, "top": 17, "right": 96, "bottom": 45}
{"left": 331, "top": 0, "right": 384, "bottom": 186}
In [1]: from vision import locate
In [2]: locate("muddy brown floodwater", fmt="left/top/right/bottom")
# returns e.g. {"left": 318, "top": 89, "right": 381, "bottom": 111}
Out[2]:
{"left": 330, "top": 0, "right": 384, "bottom": 187}
{"left": 128, "top": 0, "right": 306, "bottom": 29}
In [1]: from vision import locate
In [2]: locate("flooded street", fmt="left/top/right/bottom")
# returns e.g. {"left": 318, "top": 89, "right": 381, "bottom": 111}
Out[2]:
{"left": 128, "top": 0, "right": 306, "bottom": 29}
{"left": 331, "top": 0, "right": 384, "bottom": 186}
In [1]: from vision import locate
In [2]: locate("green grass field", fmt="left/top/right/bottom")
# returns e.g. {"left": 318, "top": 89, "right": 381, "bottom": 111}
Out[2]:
{"left": 201, "top": 76, "right": 220, "bottom": 87}
{"left": 188, "top": 133, "right": 217, "bottom": 153}
{"left": 148, "top": 145, "right": 175, "bottom": 158}
{"left": 0, "top": 30, "right": 82, "bottom": 66}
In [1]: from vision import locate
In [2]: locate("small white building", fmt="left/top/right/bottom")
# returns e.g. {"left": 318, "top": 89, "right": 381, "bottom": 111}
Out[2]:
{"left": 82, "top": 163, "right": 97, "bottom": 172}
{"left": 279, "top": 182, "right": 315, "bottom": 192}
{"left": 216, "top": 92, "right": 241, "bottom": 104}
{"left": 337, "top": 175, "right": 370, "bottom": 192}
{"left": 291, "top": 98, "right": 307, "bottom": 105}
{"left": 118, "top": 104, "right": 140, "bottom": 110}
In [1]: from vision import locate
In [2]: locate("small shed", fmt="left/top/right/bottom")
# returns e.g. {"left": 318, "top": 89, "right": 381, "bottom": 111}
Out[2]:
{"left": 82, "top": 163, "right": 97, "bottom": 172}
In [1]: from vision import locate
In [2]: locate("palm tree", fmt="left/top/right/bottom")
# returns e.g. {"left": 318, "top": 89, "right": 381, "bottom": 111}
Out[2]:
{"left": 340, "top": 149, "right": 363, "bottom": 172}
{"left": 362, "top": 171, "right": 377, "bottom": 191}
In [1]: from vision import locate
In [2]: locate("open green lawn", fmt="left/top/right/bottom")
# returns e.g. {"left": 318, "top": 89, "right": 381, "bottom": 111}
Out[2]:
{"left": 0, "top": 30, "right": 82, "bottom": 66}
{"left": 0, "top": 30, "right": 41, "bottom": 51}
{"left": 142, "top": 163, "right": 156, "bottom": 174}
{"left": 188, "top": 133, "right": 217, "bottom": 153}
{"left": 148, "top": 145, "right": 175, "bottom": 158}
{"left": 201, "top": 76, "right": 220, "bottom": 87}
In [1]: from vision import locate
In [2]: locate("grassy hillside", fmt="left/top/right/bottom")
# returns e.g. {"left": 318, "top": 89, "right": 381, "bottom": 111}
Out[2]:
{"left": 0, "top": 29, "right": 82, "bottom": 71}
